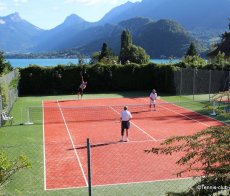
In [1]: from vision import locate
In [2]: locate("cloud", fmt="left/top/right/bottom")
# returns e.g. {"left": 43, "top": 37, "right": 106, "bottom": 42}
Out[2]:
{"left": 14, "top": 0, "right": 28, "bottom": 3}
{"left": 52, "top": 6, "right": 61, "bottom": 11}
{"left": 65, "top": 0, "right": 118, "bottom": 6}
{"left": 13, "top": 0, "right": 28, "bottom": 6}
{"left": 0, "top": 2, "right": 8, "bottom": 11}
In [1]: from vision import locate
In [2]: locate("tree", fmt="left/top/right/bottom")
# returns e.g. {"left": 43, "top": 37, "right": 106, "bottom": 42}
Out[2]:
{"left": 90, "top": 51, "right": 100, "bottom": 64}
{"left": 121, "top": 30, "right": 132, "bottom": 51}
{"left": 119, "top": 30, "right": 149, "bottom": 64}
{"left": 77, "top": 53, "right": 86, "bottom": 66}
{"left": 0, "top": 51, "right": 13, "bottom": 75}
{"left": 127, "top": 45, "right": 150, "bottom": 64}
{"left": 145, "top": 126, "right": 230, "bottom": 195}
{"left": 182, "top": 43, "right": 206, "bottom": 67}
{"left": 0, "top": 150, "right": 31, "bottom": 189}
{"left": 90, "top": 43, "right": 117, "bottom": 65}
{"left": 182, "top": 55, "right": 206, "bottom": 68}
{"left": 207, "top": 19, "right": 230, "bottom": 59}
{"left": 98, "top": 43, "right": 113, "bottom": 61}
{"left": 215, "top": 51, "right": 226, "bottom": 68}
{"left": 186, "top": 42, "right": 198, "bottom": 57}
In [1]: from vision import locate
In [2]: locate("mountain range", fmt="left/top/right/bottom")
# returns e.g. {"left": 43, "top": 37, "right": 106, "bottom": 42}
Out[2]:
{"left": 99, "top": 0, "right": 230, "bottom": 31}
{"left": 0, "top": 0, "right": 229, "bottom": 58}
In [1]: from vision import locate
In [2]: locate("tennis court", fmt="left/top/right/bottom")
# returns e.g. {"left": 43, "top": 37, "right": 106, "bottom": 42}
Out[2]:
{"left": 43, "top": 97, "right": 223, "bottom": 191}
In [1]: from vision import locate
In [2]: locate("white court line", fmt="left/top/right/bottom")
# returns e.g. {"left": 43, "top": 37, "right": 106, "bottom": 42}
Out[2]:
{"left": 142, "top": 98, "right": 211, "bottom": 127}
{"left": 92, "top": 176, "right": 195, "bottom": 188}
{"left": 57, "top": 101, "right": 88, "bottom": 186}
{"left": 109, "top": 106, "right": 157, "bottom": 141}
{"left": 165, "top": 101, "right": 227, "bottom": 125}
{"left": 42, "top": 101, "right": 47, "bottom": 191}
{"left": 46, "top": 176, "right": 195, "bottom": 191}
{"left": 46, "top": 185, "right": 87, "bottom": 191}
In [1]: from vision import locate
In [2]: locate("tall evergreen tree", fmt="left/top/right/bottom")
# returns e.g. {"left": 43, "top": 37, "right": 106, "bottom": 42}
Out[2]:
{"left": 99, "top": 43, "right": 112, "bottom": 61}
{"left": 120, "top": 30, "right": 132, "bottom": 50}
{"left": 119, "top": 30, "right": 149, "bottom": 64}
{"left": 186, "top": 42, "right": 197, "bottom": 56}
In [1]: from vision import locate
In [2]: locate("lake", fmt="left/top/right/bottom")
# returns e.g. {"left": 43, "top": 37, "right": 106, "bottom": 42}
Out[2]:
{"left": 6, "top": 58, "right": 180, "bottom": 68}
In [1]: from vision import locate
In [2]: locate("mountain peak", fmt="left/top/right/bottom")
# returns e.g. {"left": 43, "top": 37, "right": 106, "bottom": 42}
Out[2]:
{"left": 6, "top": 12, "right": 22, "bottom": 22}
{"left": 64, "top": 14, "right": 86, "bottom": 25}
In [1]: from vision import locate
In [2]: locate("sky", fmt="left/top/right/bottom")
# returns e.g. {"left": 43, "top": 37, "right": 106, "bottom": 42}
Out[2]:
{"left": 0, "top": 0, "right": 141, "bottom": 29}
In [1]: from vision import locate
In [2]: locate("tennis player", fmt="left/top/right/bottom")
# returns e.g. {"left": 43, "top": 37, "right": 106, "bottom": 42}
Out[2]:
{"left": 120, "top": 106, "right": 132, "bottom": 142}
{"left": 77, "top": 76, "right": 87, "bottom": 99}
{"left": 149, "top": 89, "right": 157, "bottom": 111}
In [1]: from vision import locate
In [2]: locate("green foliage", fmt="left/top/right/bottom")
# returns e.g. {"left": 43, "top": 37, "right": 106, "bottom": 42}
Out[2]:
{"left": 96, "top": 43, "right": 118, "bottom": 64}
{"left": 19, "top": 63, "right": 178, "bottom": 95}
{"left": 9, "top": 78, "right": 20, "bottom": 89}
{"left": 19, "top": 65, "right": 82, "bottom": 95}
{"left": 216, "top": 51, "right": 226, "bottom": 65}
{"left": 8, "top": 69, "right": 20, "bottom": 90}
{"left": 99, "top": 43, "right": 112, "bottom": 61}
{"left": 0, "top": 51, "right": 13, "bottom": 76}
{"left": 126, "top": 45, "right": 150, "bottom": 64}
{"left": 0, "top": 82, "right": 9, "bottom": 109}
{"left": 211, "top": 51, "right": 228, "bottom": 69}
{"left": 119, "top": 30, "right": 150, "bottom": 64}
{"left": 90, "top": 51, "right": 101, "bottom": 64}
{"left": 181, "top": 55, "right": 207, "bottom": 68}
{"left": 100, "top": 56, "right": 119, "bottom": 65}
{"left": 206, "top": 51, "right": 230, "bottom": 70}
{"left": 121, "top": 30, "right": 132, "bottom": 50}
{"left": 0, "top": 150, "right": 31, "bottom": 188}
{"left": 145, "top": 126, "right": 230, "bottom": 195}
{"left": 18, "top": 61, "right": 230, "bottom": 95}
{"left": 185, "top": 43, "right": 198, "bottom": 56}
{"left": 182, "top": 43, "right": 206, "bottom": 68}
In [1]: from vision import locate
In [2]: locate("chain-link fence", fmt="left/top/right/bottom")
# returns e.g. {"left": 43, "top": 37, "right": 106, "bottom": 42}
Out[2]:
{"left": 1, "top": 140, "right": 229, "bottom": 196}
{"left": 0, "top": 69, "right": 19, "bottom": 126}
{"left": 173, "top": 68, "right": 230, "bottom": 101}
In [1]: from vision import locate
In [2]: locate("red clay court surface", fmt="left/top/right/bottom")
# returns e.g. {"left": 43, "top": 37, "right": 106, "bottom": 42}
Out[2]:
{"left": 43, "top": 97, "right": 224, "bottom": 190}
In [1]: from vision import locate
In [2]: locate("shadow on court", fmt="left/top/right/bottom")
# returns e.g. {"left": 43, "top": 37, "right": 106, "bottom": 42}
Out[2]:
{"left": 67, "top": 140, "right": 123, "bottom": 150}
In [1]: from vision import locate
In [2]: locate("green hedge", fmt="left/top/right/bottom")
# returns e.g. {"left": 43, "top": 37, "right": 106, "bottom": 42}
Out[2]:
{"left": 18, "top": 63, "right": 179, "bottom": 95}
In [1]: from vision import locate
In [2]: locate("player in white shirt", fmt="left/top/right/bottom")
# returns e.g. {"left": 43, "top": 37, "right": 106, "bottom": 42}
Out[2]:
{"left": 120, "top": 106, "right": 132, "bottom": 142}
{"left": 149, "top": 89, "right": 157, "bottom": 111}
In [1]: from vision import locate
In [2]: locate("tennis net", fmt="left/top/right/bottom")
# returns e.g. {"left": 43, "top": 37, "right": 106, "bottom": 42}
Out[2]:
{"left": 25, "top": 101, "right": 210, "bottom": 124}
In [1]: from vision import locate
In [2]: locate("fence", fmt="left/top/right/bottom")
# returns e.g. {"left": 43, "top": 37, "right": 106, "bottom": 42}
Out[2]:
{"left": 1, "top": 140, "right": 229, "bottom": 196}
{"left": 173, "top": 68, "right": 230, "bottom": 101}
{"left": 0, "top": 69, "right": 19, "bottom": 126}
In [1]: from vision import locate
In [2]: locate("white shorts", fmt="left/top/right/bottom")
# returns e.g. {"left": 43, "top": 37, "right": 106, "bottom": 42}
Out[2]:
{"left": 150, "top": 99, "right": 156, "bottom": 105}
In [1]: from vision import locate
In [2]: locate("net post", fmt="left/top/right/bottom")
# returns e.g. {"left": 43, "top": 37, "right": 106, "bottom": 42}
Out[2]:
{"left": 180, "top": 68, "right": 182, "bottom": 102}
{"left": 25, "top": 107, "right": 34, "bottom": 125}
{"left": 0, "top": 95, "right": 2, "bottom": 127}
{"left": 87, "top": 138, "right": 92, "bottom": 196}
{"left": 193, "top": 68, "right": 195, "bottom": 102}
{"left": 19, "top": 107, "right": 24, "bottom": 125}
{"left": 209, "top": 70, "right": 212, "bottom": 102}
{"left": 210, "top": 101, "right": 217, "bottom": 116}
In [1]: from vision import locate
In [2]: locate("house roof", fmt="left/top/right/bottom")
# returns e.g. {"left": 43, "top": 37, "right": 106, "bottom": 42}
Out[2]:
{"left": 207, "top": 35, "right": 230, "bottom": 57}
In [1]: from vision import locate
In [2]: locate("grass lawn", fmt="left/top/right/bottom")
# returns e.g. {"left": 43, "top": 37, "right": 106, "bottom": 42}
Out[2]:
{"left": 0, "top": 92, "right": 228, "bottom": 195}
